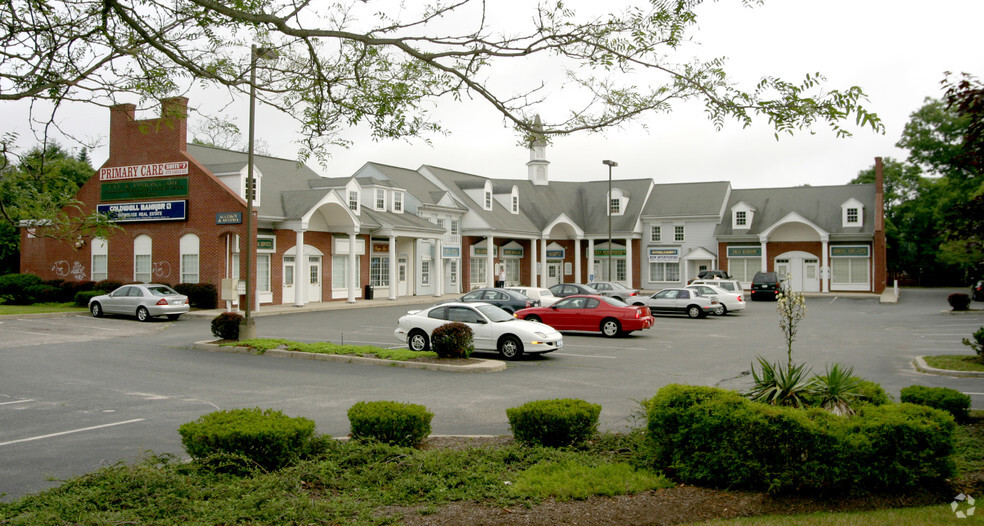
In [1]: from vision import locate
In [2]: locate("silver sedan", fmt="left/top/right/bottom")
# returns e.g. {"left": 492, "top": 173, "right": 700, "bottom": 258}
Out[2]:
{"left": 88, "top": 284, "right": 190, "bottom": 321}
{"left": 394, "top": 302, "right": 563, "bottom": 360}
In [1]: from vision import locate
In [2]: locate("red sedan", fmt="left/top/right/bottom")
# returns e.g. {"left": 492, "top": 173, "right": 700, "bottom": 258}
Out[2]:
{"left": 515, "top": 294, "right": 655, "bottom": 337}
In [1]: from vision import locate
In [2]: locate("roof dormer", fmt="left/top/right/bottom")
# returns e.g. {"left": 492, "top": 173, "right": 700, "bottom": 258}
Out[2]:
{"left": 240, "top": 165, "right": 262, "bottom": 207}
{"left": 731, "top": 201, "right": 754, "bottom": 230}
{"left": 483, "top": 180, "right": 493, "bottom": 210}
{"left": 841, "top": 197, "right": 864, "bottom": 228}
{"left": 510, "top": 186, "right": 519, "bottom": 214}
{"left": 608, "top": 188, "right": 627, "bottom": 216}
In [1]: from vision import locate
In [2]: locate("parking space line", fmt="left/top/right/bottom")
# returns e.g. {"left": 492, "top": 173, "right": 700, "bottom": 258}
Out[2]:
{"left": 0, "top": 399, "right": 34, "bottom": 406}
{"left": 0, "top": 419, "right": 145, "bottom": 448}
{"left": 553, "top": 352, "right": 617, "bottom": 359}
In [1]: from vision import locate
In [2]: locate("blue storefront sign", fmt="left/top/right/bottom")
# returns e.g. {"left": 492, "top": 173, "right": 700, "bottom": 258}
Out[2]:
{"left": 97, "top": 200, "right": 187, "bottom": 222}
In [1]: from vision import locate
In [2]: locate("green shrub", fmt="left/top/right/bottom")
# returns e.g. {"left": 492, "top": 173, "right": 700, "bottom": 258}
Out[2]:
{"left": 948, "top": 293, "right": 971, "bottom": 311}
{"left": 431, "top": 321, "right": 474, "bottom": 358}
{"left": 506, "top": 398, "right": 601, "bottom": 448}
{"left": 24, "top": 283, "right": 61, "bottom": 303}
{"left": 211, "top": 311, "right": 243, "bottom": 340}
{"left": 646, "top": 384, "right": 956, "bottom": 494}
{"left": 94, "top": 280, "right": 124, "bottom": 293}
{"left": 175, "top": 282, "right": 219, "bottom": 309}
{"left": 900, "top": 385, "right": 971, "bottom": 423}
{"left": 178, "top": 408, "right": 316, "bottom": 472}
{"left": 58, "top": 280, "right": 95, "bottom": 302}
{"left": 963, "top": 326, "right": 984, "bottom": 361}
{"left": 74, "top": 290, "right": 105, "bottom": 307}
{"left": 0, "top": 273, "right": 42, "bottom": 304}
{"left": 853, "top": 378, "right": 890, "bottom": 405}
{"left": 347, "top": 401, "right": 433, "bottom": 448}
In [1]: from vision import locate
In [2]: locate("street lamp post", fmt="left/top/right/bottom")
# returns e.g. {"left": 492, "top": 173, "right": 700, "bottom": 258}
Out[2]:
{"left": 241, "top": 45, "right": 279, "bottom": 340}
{"left": 602, "top": 160, "right": 618, "bottom": 282}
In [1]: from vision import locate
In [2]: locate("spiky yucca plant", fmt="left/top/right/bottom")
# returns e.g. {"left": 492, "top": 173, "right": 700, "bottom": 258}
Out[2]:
{"left": 745, "top": 356, "right": 817, "bottom": 408}
{"left": 814, "top": 363, "right": 862, "bottom": 416}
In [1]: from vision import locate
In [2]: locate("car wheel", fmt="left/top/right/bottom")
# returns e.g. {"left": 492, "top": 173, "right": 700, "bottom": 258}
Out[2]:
{"left": 408, "top": 330, "right": 429, "bottom": 352}
{"left": 715, "top": 305, "right": 727, "bottom": 316}
{"left": 601, "top": 318, "right": 621, "bottom": 338}
{"left": 687, "top": 305, "right": 703, "bottom": 319}
{"left": 167, "top": 314, "right": 181, "bottom": 321}
{"left": 525, "top": 314, "right": 541, "bottom": 323}
{"left": 136, "top": 306, "right": 151, "bottom": 322}
{"left": 90, "top": 302, "right": 103, "bottom": 318}
{"left": 498, "top": 335, "right": 523, "bottom": 360}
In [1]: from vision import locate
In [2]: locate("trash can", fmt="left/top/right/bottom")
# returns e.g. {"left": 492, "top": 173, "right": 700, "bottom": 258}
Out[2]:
{"left": 364, "top": 284, "right": 373, "bottom": 300}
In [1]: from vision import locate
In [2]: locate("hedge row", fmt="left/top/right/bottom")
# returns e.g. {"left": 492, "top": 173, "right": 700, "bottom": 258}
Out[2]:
{"left": 646, "top": 384, "right": 956, "bottom": 494}
{"left": 0, "top": 273, "right": 216, "bottom": 308}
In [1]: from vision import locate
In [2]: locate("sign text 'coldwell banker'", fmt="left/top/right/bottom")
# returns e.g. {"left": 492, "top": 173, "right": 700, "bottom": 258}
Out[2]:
{"left": 97, "top": 200, "right": 187, "bottom": 222}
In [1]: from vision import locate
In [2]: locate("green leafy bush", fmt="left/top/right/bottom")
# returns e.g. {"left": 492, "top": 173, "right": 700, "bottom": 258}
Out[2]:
{"left": 0, "top": 273, "right": 42, "bottom": 304}
{"left": 506, "top": 398, "right": 601, "bottom": 447}
{"left": 745, "top": 357, "right": 816, "bottom": 408}
{"left": 347, "top": 401, "right": 433, "bottom": 447}
{"left": 74, "top": 290, "right": 105, "bottom": 307}
{"left": 175, "top": 282, "right": 219, "bottom": 309}
{"left": 57, "top": 280, "right": 95, "bottom": 302}
{"left": 963, "top": 326, "right": 984, "bottom": 361}
{"left": 211, "top": 311, "right": 243, "bottom": 340}
{"left": 431, "top": 321, "right": 474, "bottom": 358}
{"left": 94, "top": 280, "right": 124, "bottom": 293}
{"left": 646, "top": 384, "right": 956, "bottom": 494}
{"left": 178, "top": 408, "right": 316, "bottom": 472}
{"left": 24, "top": 283, "right": 60, "bottom": 303}
{"left": 948, "top": 293, "right": 971, "bottom": 311}
{"left": 853, "top": 378, "right": 890, "bottom": 405}
{"left": 900, "top": 385, "right": 971, "bottom": 423}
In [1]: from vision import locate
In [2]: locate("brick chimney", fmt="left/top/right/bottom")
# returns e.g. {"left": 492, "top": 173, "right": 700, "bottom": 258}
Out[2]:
{"left": 108, "top": 97, "right": 189, "bottom": 164}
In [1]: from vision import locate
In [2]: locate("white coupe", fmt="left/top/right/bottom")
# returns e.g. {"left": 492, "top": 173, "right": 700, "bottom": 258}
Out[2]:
{"left": 394, "top": 302, "right": 563, "bottom": 360}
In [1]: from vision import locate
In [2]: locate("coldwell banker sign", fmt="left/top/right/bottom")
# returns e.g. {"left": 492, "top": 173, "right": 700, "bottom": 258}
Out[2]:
{"left": 97, "top": 200, "right": 187, "bottom": 222}
{"left": 99, "top": 161, "right": 189, "bottom": 181}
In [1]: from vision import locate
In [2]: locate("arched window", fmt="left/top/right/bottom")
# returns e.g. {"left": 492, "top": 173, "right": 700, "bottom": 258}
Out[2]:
{"left": 134, "top": 235, "right": 152, "bottom": 283}
{"left": 180, "top": 233, "right": 200, "bottom": 284}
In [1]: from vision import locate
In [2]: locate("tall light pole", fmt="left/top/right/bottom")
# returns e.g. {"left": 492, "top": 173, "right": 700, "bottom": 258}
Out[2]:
{"left": 602, "top": 160, "right": 617, "bottom": 282}
{"left": 241, "top": 44, "right": 279, "bottom": 340}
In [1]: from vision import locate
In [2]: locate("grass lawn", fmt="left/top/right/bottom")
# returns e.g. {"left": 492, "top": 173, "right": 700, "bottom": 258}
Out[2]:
{"left": 0, "top": 302, "right": 88, "bottom": 316}
{"left": 923, "top": 354, "right": 984, "bottom": 372}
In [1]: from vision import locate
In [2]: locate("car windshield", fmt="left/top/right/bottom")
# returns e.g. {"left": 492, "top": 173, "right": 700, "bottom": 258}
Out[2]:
{"left": 147, "top": 286, "right": 179, "bottom": 296}
{"left": 599, "top": 296, "right": 629, "bottom": 307}
{"left": 475, "top": 304, "right": 515, "bottom": 322}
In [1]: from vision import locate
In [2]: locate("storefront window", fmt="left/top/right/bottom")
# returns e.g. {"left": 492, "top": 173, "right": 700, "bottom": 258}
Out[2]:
{"left": 370, "top": 256, "right": 390, "bottom": 286}
{"left": 832, "top": 258, "right": 868, "bottom": 285}
{"left": 134, "top": 234, "right": 152, "bottom": 283}
{"left": 505, "top": 259, "right": 520, "bottom": 285}
{"left": 257, "top": 254, "right": 271, "bottom": 292}
{"left": 180, "top": 233, "right": 200, "bottom": 284}
{"left": 729, "top": 258, "right": 761, "bottom": 283}
{"left": 91, "top": 238, "right": 108, "bottom": 282}
{"left": 421, "top": 260, "right": 430, "bottom": 285}
{"left": 470, "top": 258, "right": 487, "bottom": 287}
{"left": 649, "top": 262, "right": 680, "bottom": 282}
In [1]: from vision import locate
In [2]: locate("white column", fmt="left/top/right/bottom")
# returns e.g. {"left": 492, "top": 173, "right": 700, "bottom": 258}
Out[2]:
{"left": 821, "top": 235, "right": 830, "bottom": 293}
{"left": 486, "top": 235, "right": 495, "bottom": 288}
{"left": 625, "top": 237, "right": 633, "bottom": 287}
{"left": 759, "top": 235, "right": 769, "bottom": 273}
{"left": 540, "top": 237, "right": 548, "bottom": 285}
{"left": 294, "top": 230, "right": 306, "bottom": 307}
{"left": 347, "top": 233, "right": 357, "bottom": 303}
{"left": 574, "top": 238, "right": 581, "bottom": 284}
{"left": 434, "top": 239, "right": 443, "bottom": 297}
{"left": 530, "top": 238, "right": 537, "bottom": 287}
{"left": 388, "top": 235, "right": 397, "bottom": 300}
{"left": 587, "top": 239, "right": 595, "bottom": 281}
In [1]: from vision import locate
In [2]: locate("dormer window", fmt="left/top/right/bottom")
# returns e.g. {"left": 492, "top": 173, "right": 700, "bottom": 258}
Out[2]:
{"left": 608, "top": 188, "right": 625, "bottom": 216}
{"left": 484, "top": 181, "right": 493, "bottom": 210}
{"left": 840, "top": 198, "right": 864, "bottom": 227}
{"left": 375, "top": 189, "right": 385, "bottom": 210}
{"left": 348, "top": 191, "right": 358, "bottom": 211}
{"left": 393, "top": 191, "right": 403, "bottom": 213}
{"left": 731, "top": 202, "right": 753, "bottom": 229}
{"left": 510, "top": 186, "right": 519, "bottom": 214}
{"left": 241, "top": 166, "right": 261, "bottom": 206}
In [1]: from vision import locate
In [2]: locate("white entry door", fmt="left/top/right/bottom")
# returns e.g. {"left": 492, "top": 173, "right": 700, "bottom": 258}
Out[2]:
{"left": 803, "top": 259, "right": 820, "bottom": 292}
{"left": 398, "top": 256, "right": 408, "bottom": 296}
{"left": 306, "top": 256, "right": 322, "bottom": 302}
{"left": 546, "top": 262, "right": 562, "bottom": 287}
{"left": 282, "top": 256, "right": 295, "bottom": 304}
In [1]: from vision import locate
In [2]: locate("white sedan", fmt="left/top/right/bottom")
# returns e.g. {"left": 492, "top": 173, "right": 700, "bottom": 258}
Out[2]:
{"left": 394, "top": 302, "right": 563, "bottom": 360}
{"left": 686, "top": 283, "right": 746, "bottom": 315}
{"left": 504, "top": 286, "right": 560, "bottom": 307}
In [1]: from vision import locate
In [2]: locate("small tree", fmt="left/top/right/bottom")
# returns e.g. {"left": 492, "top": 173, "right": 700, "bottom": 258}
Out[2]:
{"left": 776, "top": 275, "right": 807, "bottom": 368}
{"left": 963, "top": 326, "right": 984, "bottom": 363}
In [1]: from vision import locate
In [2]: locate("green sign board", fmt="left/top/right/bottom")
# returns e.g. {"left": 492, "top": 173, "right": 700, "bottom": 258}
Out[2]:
{"left": 727, "top": 246, "right": 761, "bottom": 258}
{"left": 502, "top": 248, "right": 524, "bottom": 257}
{"left": 100, "top": 177, "right": 189, "bottom": 201}
{"left": 830, "top": 246, "right": 869, "bottom": 257}
{"left": 257, "top": 237, "right": 275, "bottom": 251}
{"left": 594, "top": 249, "right": 627, "bottom": 257}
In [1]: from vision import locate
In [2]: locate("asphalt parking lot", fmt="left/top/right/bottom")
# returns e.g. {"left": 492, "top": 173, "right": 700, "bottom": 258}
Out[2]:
{"left": 1, "top": 287, "right": 982, "bottom": 501}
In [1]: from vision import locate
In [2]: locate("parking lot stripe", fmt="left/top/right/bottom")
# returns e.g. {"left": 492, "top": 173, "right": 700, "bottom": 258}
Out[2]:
{"left": 0, "top": 399, "right": 34, "bottom": 406}
{"left": 0, "top": 419, "right": 145, "bottom": 448}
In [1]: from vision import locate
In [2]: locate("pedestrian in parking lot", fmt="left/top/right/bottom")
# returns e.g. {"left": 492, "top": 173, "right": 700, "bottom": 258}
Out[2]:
{"left": 496, "top": 265, "right": 506, "bottom": 288}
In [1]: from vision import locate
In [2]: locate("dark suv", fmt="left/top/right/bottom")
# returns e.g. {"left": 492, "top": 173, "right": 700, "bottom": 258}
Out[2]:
{"left": 750, "top": 271, "right": 780, "bottom": 301}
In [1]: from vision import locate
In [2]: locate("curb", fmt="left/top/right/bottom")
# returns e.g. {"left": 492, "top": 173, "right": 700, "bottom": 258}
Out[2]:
{"left": 940, "top": 309, "right": 984, "bottom": 316}
{"left": 912, "top": 356, "right": 984, "bottom": 378}
{"left": 192, "top": 340, "right": 507, "bottom": 373}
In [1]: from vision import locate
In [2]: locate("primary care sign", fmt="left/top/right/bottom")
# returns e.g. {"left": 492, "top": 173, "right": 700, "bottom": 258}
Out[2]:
{"left": 99, "top": 161, "right": 189, "bottom": 181}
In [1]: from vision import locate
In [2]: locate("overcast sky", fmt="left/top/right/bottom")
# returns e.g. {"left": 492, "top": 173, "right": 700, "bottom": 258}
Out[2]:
{"left": 4, "top": 0, "right": 982, "bottom": 190}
